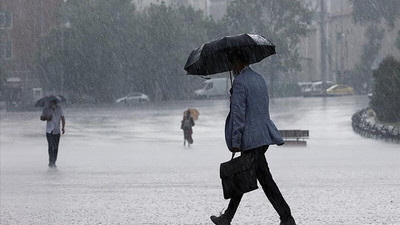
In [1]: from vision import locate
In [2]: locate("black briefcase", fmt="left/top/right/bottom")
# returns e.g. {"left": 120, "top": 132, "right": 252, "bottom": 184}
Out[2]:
{"left": 220, "top": 153, "right": 258, "bottom": 199}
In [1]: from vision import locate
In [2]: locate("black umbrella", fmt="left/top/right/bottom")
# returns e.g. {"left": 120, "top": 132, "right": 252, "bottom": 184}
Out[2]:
{"left": 184, "top": 33, "right": 275, "bottom": 76}
{"left": 35, "top": 95, "right": 66, "bottom": 107}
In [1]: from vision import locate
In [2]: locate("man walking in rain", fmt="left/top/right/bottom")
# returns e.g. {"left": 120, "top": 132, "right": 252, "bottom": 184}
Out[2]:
{"left": 40, "top": 98, "right": 65, "bottom": 168}
{"left": 210, "top": 51, "right": 296, "bottom": 225}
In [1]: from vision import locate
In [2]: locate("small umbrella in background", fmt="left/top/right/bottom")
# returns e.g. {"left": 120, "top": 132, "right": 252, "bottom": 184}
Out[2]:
{"left": 183, "top": 108, "right": 199, "bottom": 121}
{"left": 35, "top": 95, "right": 66, "bottom": 107}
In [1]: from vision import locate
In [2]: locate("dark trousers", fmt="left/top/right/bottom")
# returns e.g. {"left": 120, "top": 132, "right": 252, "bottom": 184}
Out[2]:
{"left": 224, "top": 146, "right": 293, "bottom": 222}
{"left": 183, "top": 128, "right": 193, "bottom": 144}
{"left": 46, "top": 133, "right": 60, "bottom": 164}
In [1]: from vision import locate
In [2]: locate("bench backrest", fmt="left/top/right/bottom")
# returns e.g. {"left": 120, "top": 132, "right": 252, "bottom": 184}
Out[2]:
{"left": 279, "top": 130, "right": 309, "bottom": 139}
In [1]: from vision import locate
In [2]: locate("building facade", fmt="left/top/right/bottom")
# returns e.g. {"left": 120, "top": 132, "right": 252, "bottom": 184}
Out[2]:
{"left": 1, "top": 0, "right": 62, "bottom": 107}
{"left": 298, "top": 0, "right": 400, "bottom": 84}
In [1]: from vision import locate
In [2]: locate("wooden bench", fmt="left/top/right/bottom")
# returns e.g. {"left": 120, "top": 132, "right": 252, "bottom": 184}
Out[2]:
{"left": 278, "top": 130, "right": 309, "bottom": 146}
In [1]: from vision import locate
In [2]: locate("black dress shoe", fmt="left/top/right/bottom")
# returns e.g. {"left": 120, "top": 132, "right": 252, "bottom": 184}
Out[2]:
{"left": 280, "top": 217, "right": 296, "bottom": 225}
{"left": 210, "top": 215, "right": 231, "bottom": 225}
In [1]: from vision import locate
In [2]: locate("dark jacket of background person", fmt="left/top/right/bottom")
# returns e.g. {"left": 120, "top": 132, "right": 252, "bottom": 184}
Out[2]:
{"left": 181, "top": 112, "right": 195, "bottom": 143}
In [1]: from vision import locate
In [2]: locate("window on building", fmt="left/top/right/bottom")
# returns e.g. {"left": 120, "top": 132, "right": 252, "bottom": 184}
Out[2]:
{"left": 33, "top": 88, "right": 43, "bottom": 102}
{"left": 5, "top": 41, "right": 12, "bottom": 59}
{"left": 1, "top": 41, "right": 12, "bottom": 59}
{"left": 0, "top": 11, "right": 12, "bottom": 29}
{"left": 6, "top": 12, "right": 12, "bottom": 28}
{"left": 0, "top": 12, "right": 5, "bottom": 28}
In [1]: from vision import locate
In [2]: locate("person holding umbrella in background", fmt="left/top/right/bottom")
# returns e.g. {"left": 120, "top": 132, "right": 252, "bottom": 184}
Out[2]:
{"left": 181, "top": 108, "right": 199, "bottom": 147}
{"left": 38, "top": 95, "right": 66, "bottom": 168}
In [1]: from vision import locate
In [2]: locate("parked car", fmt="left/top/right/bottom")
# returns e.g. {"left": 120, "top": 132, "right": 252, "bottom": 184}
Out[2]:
{"left": 297, "top": 82, "right": 313, "bottom": 94}
{"left": 303, "top": 81, "right": 334, "bottom": 97}
{"left": 116, "top": 92, "right": 150, "bottom": 104}
{"left": 194, "top": 78, "right": 230, "bottom": 98}
{"left": 326, "top": 84, "right": 355, "bottom": 96}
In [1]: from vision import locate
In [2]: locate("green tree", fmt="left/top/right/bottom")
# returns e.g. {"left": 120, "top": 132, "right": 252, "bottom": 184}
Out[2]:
{"left": 346, "top": 25, "right": 384, "bottom": 93}
{"left": 37, "top": 0, "right": 217, "bottom": 102}
{"left": 352, "top": 0, "right": 400, "bottom": 29}
{"left": 37, "top": 28, "right": 64, "bottom": 94}
{"left": 352, "top": 0, "right": 400, "bottom": 53}
{"left": 350, "top": 0, "right": 400, "bottom": 93}
{"left": 220, "top": 0, "right": 312, "bottom": 97}
{"left": 370, "top": 56, "right": 400, "bottom": 122}
{"left": 38, "top": 0, "right": 136, "bottom": 102}
{"left": 136, "top": 2, "right": 218, "bottom": 100}
{"left": 221, "top": 0, "right": 313, "bottom": 76}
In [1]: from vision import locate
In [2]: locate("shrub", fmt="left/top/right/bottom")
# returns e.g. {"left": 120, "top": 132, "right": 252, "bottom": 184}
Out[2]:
{"left": 370, "top": 56, "right": 400, "bottom": 122}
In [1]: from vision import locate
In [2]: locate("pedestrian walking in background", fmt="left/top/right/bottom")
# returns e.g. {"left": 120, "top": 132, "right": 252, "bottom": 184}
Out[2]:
{"left": 40, "top": 98, "right": 65, "bottom": 168}
{"left": 181, "top": 109, "right": 195, "bottom": 147}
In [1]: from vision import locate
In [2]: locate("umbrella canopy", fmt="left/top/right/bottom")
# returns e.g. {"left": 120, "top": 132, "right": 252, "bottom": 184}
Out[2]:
{"left": 184, "top": 33, "right": 275, "bottom": 76}
{"left": 183, "top": 108, "right": 199, "bottom": 121}
{"left": 35, "top": 95, "right": 66, "bottom": 107}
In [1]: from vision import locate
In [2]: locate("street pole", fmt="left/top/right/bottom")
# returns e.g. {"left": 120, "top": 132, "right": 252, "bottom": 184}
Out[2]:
{"left": 61, "top": 28, "right": 65, "bottom": 96}
{"left": 320, "top": 0, "right": 327, "bottom": 96}
{"left": 340, "top": 0, "right": 345, "bottom": 83}
{"left": 205, "top": 0, "right": 208, "bottom": 16}
{"left": 60, "top": 22, "right": 71, "bottom": 96}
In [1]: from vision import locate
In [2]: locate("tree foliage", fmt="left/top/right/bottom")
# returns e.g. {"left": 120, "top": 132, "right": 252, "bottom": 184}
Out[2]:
{"left": 37, "top": 0, "right": 217, "bottom": 102}
{"left": 349, "top": 0, "right": 400, "bottom": 93}
{"left": 352, "top": 0, "right": 400, "bottom": 29}
{"left": 346, "top": 25, "right": 384, "bottom": 93}
{"left": 36, "top": 0, "right": 313, "bottom": 102}
{"left": 135, "top": 3, "right": 219, "bottom": 100}
{"left": 352, "top": 0, "right": 400, "bottom": 52}
{"left": 38, "top": 0, "right": 139, "bottom": 102}
{"left": 370, "top": 56, "right": 400, "bottom": 122}
{"left": 221, "top": 0, "right": 313, "bottom": 76}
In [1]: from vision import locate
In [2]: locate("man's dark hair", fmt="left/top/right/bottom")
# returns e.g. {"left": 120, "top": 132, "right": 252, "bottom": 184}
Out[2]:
{"left": 228, "top": 49, "right": 250, "bottom": 65}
